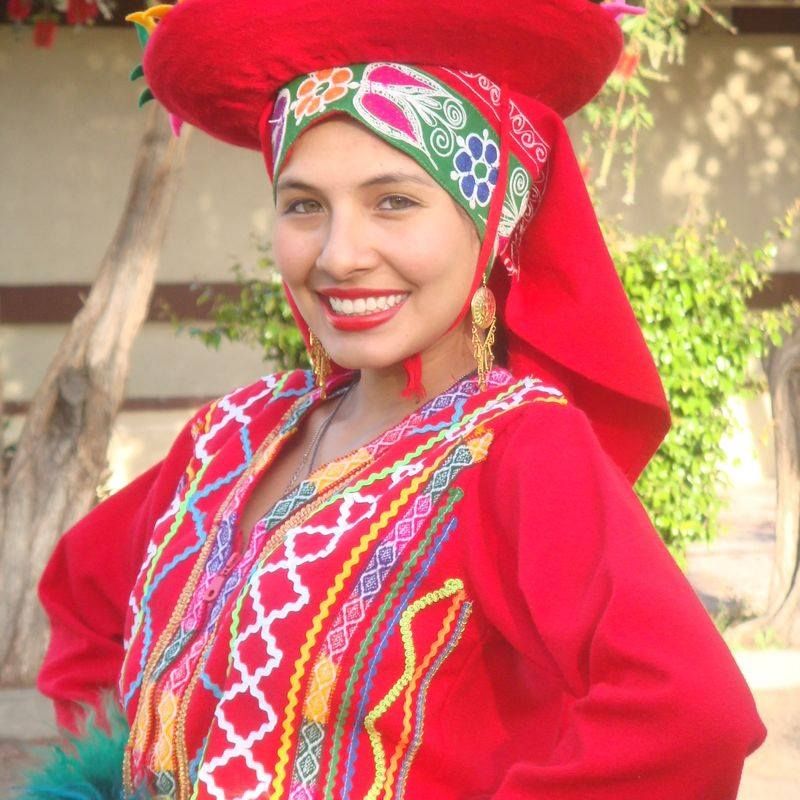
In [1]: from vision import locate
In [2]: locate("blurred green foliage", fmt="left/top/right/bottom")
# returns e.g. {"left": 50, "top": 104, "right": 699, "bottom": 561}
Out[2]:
{"left": 188, "top": 259, "right": 308, "bottom": 371}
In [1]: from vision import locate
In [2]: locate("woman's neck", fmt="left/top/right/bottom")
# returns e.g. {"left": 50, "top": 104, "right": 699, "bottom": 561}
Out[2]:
{"left": 341, "top": 324, "right": 476, "bottom": 437}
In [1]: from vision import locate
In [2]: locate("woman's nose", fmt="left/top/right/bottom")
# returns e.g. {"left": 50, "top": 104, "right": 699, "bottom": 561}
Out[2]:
{"left": 315, "top": 209, "right": 377, "bottom": 279}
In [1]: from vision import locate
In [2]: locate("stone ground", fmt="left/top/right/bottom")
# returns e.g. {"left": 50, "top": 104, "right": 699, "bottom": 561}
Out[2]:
{"left": 1, "top": 480, "right": 797, "bottom": 798}
{"left": 687, "top": 479, "right": 800, "bottom": 800}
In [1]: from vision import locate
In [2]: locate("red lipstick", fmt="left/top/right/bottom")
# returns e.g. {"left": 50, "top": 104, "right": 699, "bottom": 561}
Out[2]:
{"left": 318, "top": 291, "right": 408, "bottom": 332}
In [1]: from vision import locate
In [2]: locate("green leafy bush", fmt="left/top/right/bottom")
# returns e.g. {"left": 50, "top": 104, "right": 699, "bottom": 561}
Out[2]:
{"left": 608, "top": 218, "right": 794, "bottom": 560}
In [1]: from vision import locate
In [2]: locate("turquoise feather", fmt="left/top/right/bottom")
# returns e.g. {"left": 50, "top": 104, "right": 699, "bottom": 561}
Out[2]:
{"left": 13, "top": 701, "right": 145, "bottom": 800}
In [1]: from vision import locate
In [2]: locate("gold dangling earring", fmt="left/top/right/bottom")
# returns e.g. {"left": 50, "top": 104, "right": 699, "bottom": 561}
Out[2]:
{"left": 308, "top": 330, "right": 331, "bottom": 397}
{"left": 471, "top": 277, "right": 497, "bottom": 392}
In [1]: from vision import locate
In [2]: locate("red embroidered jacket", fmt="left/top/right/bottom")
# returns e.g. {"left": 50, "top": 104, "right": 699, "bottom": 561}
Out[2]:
{"left": 38, "top": 369, "right": 765, "bottom": 799}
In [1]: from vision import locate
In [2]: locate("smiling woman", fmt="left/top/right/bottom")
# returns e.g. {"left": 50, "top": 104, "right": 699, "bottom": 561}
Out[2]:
{"left": 33, "top": 2, "right": 766, "bottom": 799}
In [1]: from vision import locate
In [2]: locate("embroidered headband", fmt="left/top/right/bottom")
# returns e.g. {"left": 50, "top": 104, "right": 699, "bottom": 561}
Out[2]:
{"left": 271, "top": 63, "right": 533, "bottom": 261}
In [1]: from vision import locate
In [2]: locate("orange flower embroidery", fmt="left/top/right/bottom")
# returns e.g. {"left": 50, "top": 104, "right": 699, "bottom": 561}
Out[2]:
{"left": 293, "top": 67, "right": 354, "bottom": 121}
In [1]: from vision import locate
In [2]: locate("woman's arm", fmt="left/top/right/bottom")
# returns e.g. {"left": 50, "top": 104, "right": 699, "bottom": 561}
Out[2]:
{"left": 37, "top": 463, "right": 162, "bottom": 731}
{"left": 471, "top": 403, "right": 765, "bottom": 800}
{"left": 36, "top": 402, "right": 208, "bottom": 732}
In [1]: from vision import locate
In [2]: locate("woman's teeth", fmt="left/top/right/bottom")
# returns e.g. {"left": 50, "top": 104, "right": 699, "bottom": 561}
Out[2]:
{"left": 328, "top": 294, "right": 406, "bottom": 316}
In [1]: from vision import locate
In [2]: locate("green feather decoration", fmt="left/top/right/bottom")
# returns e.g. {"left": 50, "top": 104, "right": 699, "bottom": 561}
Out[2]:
{"left": 12, "top": 700, "right": 146, "bottom": 800}
{"left": 138, "top": 88, "right": 155, "bottom": 108}
{"left": 133, "top": 23, "right": 150, "bottom": 50}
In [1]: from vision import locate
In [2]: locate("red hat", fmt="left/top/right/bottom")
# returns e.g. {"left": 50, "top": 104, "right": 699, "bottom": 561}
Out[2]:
{"left": 141, "top": 0, "right": 624, "bottom": 148}
{"left": 135, "top": 0, "right": 669, "bottom": 482}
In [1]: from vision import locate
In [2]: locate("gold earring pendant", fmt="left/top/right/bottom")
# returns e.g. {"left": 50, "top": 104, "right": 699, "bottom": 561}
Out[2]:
{"left": 308, "top": 330, "right": 331, "bottom": 397}
{"left": 471, "top": 281, "right": 496, "bottom": 391}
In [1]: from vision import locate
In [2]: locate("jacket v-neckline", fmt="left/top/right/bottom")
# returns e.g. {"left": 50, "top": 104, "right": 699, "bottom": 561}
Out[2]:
{"left": 239, "top": 367, "right": 492, "bottom": 539}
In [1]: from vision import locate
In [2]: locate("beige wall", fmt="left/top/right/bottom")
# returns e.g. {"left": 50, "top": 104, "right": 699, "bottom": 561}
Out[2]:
{"left": 1, "top": 25, "right": 797, "bottom": 478}
{"left": 586, "top": 31, "right": 800, "bottom": 271}
{"left": 0, "top": 28, "right": 272, "bottom": 285}
{"left": 0, "top": 323, "right": 268, "bottom": 402}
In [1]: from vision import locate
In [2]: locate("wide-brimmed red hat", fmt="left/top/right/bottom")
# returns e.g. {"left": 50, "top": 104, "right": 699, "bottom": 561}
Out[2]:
{"left": 134, "top": 0, "right": 670, "bottom": 483}
{"left": 142, "top": 0, "right": 623, "bottom": 150}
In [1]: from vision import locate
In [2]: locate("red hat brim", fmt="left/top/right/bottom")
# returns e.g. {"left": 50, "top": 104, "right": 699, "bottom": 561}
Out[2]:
{"left": 144, "top": 0, "right": 622, "bottom": 150}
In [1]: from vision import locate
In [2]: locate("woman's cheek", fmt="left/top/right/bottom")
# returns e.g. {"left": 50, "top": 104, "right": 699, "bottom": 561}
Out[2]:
{"left": 273, "top": 228, "right": 312, "bottom": 284}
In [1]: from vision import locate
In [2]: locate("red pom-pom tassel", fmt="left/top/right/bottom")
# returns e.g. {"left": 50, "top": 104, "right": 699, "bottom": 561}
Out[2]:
{"left": 400, "top": 353, "right": 425, "bottom": 400}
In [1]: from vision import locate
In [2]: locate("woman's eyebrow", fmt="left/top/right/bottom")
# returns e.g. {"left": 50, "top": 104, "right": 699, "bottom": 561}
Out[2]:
{"left": 276, "top": 172, "right": 435, "bottom": 193}
{"left": 275, "top": 177, "right": 317, "bottom": 193}
{"left": 360, "top": 171, "right": 435, "bottom": 188}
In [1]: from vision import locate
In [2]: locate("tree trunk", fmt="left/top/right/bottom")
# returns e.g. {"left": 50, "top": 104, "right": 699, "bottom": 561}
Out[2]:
{"left": 762, "top": 323, "right": 800, "bottom": 644}
{"left": 731, "top": 322, "right": 800, "bottom": 647}
{"left": 0, "top": 106, "right": 189, "bottom": 685}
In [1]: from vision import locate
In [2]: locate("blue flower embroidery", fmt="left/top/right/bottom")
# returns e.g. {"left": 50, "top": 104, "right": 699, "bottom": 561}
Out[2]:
{"left": 451, "top": 130, "right": 500, "bottom": 209}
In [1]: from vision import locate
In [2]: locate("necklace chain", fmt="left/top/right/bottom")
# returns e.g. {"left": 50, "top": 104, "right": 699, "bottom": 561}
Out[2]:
{"left": 284, "top": 384, "right": 353, "bottom": 494}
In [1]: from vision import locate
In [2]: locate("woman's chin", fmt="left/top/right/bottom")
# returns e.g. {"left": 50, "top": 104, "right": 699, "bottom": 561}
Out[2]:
{"left": 331, "top": 355, "right": 410, "bottom": 373}
{"left": 326, "top": 345, "right": 418, "bottom": 374}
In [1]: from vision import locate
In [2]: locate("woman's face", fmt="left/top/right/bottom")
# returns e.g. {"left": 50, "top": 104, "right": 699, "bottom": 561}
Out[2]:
{"left": 273, "top": 118, "right": 480, "bottom": 373}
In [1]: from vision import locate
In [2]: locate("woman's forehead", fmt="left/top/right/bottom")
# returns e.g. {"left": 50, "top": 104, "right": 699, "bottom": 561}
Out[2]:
{"left": 277, "top": 117, "right": 437, "bottom": 189}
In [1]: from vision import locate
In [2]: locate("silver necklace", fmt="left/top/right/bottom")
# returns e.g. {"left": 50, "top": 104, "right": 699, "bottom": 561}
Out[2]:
{"left": 284, "top": 384, "right": 353, "bottom": 494}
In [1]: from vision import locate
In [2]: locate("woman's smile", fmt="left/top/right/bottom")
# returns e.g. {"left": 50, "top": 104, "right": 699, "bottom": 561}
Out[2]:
{"left": 318, "top": 288, "right": 410, "bottom": 330}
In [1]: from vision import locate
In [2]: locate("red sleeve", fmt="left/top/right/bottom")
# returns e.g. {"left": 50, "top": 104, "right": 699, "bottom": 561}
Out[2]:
{"left": 472, "top": 402, "right": 766, "bottom": 800}
{"left": 37, "top": 410, "right": 203, "bottom": 732}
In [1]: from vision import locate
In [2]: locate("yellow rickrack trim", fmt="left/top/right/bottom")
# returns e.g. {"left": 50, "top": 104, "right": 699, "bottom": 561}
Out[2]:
{"left": 126, "top": 3, "right": 176, "bottom": 33}
{"left": 394, "top": 602, "right": 473, "bottom": 800}
{"left": 363, "top": 579, "right": 465, "bottom": 800}
{"left": 381, "top": 590, "right": 466, "bottom": 799}
{"left": 268, "top": 448, "right": 456, "bottom": 800}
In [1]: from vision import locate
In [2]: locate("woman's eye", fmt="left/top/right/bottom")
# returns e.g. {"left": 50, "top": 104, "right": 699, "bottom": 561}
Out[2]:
{"left": 284, "top": 199, "right": 323, "bottom": 215}
{"left": 378, "top": 195, "right": 417, "bottom": 211}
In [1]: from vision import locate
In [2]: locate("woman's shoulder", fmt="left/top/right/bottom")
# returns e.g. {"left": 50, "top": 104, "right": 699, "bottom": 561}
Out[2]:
{"left": 484, "top": 371, "right": 588, "bottom": 443}
{"left": 482, "top": 370, "right": 630, "bottom": 494}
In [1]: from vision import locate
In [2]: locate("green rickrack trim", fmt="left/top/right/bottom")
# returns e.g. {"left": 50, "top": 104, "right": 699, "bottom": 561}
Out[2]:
{"left": 323, "top": 488, "right": 463, "bottom": 799}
